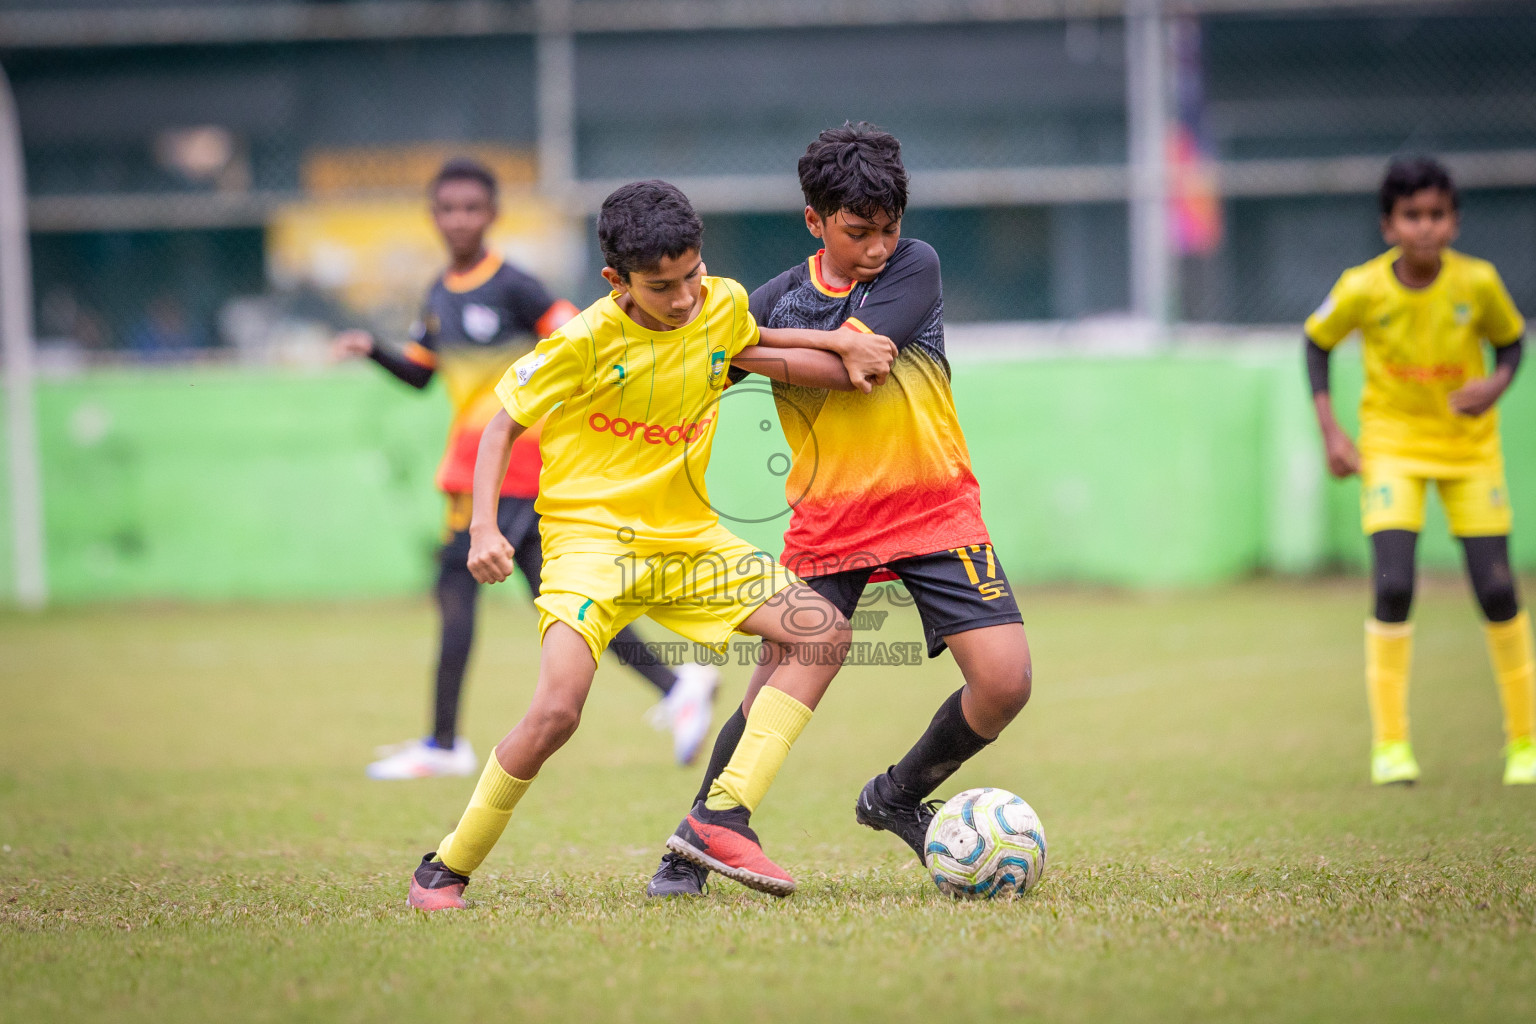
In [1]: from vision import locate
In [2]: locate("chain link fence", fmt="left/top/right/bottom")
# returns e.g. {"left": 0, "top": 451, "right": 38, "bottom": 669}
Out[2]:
{"left": 5, "top": 2, "right": 1535, "bottom": 362}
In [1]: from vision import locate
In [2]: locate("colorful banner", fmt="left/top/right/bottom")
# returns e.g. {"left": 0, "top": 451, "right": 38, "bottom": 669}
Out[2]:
{"left": 1170, "top": 17, "right": 1223, "bottom": 256}
{"left": 267, "top": 193, "right": 582, "bottom": 330}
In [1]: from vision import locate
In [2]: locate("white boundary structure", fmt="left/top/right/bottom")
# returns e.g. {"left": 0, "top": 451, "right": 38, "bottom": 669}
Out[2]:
{"left": 1124, "top": 0, "right": 1172, "bottom": 335}
{"left": 0, "top": 60, "right": 46, "bottom": 608}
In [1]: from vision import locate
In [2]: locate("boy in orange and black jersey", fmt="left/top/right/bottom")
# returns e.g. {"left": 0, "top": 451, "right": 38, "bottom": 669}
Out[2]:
{"left": 336, "top": 159, "right": 718, "bottom": 780}
{"left": 647, "top": 124, "right": 1035, "bottom": 897}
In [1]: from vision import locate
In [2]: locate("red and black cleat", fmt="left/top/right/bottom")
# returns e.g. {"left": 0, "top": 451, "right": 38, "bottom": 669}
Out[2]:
{"left": 407, "top": 852, "right": 469, "bottom": 910}
{"left": 665, "top": 801, "right": 795, "bottom": 897}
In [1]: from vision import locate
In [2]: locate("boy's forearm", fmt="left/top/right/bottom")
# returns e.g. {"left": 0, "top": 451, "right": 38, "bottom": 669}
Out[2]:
{"left": 1488, "top": 339, "right": 1523, "bottom": 399}
{"left": 732, "top": 345, "right": 855, "bottom": 390}
{"left": 758, "top": 326, "right": 854, "bottom": 354}
{"left": 471, "top": 410, "right": 525, "bottom": 529}
{"left": 1489, "top": 364, "right": 1516, "bottom": 397}
{"left": 1312, "top": 392, "right": 1345, "bottom": 436}
{"left": 369, "top": 342, "right": 434, "bottom": 389}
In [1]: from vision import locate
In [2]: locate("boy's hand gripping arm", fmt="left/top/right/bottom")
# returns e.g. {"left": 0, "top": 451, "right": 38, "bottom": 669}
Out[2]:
{"left": 754, "top": 326, "right": 896, "bottom": 392}
{"left": 1306, "top": 337, "right": 1360, "bottom": 478}
{"left": 466, "top": 409, "right": 527, "bottom": 584}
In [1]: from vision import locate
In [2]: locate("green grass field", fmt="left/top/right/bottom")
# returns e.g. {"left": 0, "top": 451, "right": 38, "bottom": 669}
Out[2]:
{"left": 3, "top": 578, "right": 1534, "bottom": 1022}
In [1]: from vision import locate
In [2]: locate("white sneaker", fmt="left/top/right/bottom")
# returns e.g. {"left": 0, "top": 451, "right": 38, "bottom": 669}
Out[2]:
{"left": 365, "top": 737, "right": 477, "bottom": 780}
{"left": 646, "top": 663, "right": 720, "bottom": 765}
{"left": 373, "top": 738, "right": 419, "bottom": 758}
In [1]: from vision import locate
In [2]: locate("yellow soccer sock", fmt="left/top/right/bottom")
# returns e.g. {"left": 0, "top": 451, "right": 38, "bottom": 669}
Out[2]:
{"left": 705, "top": 686, "right": 813, "bottom": 813}
{"left": 1484, "top": 610, "right": 1536, "bottom": 747}
{"left": 1365, "top": 619, "right": 1413, "bottom": 746}
{"left": 435, "top": 755, "right": 533, "bottom": 877}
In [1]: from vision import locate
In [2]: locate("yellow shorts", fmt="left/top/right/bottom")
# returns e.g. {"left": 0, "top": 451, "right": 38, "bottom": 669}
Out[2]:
{"left": 534, "top": 525, "right": 799, "bottom": 665}
{"left": 1361, "top": 461, "right": 1512, "bottom": 537}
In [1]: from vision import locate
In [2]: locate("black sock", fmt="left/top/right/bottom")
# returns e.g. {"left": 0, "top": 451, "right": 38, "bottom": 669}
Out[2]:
{"left": 431, "top": 564, "right": 479, "bottom": 750}
{"left": 888, "top": 687, "right": 992, "bottom": 802}
{"left": 609, "top": 624, "right": 676, "bottom": 696}
{"left": 692, "top": 704, "right": 748, "bottom": 806}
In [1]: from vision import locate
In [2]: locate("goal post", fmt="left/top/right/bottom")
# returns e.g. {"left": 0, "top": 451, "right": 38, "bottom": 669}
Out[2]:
{"left": 0, "top": 60, "right": 46, "bottom": 609}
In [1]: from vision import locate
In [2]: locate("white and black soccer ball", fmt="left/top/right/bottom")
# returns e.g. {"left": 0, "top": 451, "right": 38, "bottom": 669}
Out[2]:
{"left": 924, "top": 787, "right": 1047, "bottom": 899}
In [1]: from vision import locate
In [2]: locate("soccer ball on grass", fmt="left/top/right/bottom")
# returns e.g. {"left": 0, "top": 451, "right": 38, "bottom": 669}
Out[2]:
{"left": 924, "top": 787, "right": 1046, "bottom": 899}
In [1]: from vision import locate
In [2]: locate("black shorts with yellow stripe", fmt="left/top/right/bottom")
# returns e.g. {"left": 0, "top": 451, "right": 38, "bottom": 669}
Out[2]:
{"left": 804, "top": 544, "right": 1023, "bottom": 658}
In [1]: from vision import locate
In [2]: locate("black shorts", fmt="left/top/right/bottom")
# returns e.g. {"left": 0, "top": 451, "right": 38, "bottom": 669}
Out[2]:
{"left": 439, "top": 496, "right": 543, "bottom": 592}
{"left": 802, "top": 544, "right": 1023, "bottom": 658}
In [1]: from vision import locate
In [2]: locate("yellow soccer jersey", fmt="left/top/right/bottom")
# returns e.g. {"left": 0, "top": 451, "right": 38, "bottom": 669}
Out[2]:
{"left": 493, "top": 276, "right": 758, "bottom": 556}
{"left": 1306, "top": 248, "right": 1525, "bottom": 472}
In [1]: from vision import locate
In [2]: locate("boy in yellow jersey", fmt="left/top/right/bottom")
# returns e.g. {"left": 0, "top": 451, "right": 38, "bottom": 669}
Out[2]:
{"left": 334, "top": 159, "right": 719, "bottom": 778}
{"left": 1306, "top": 157, "right": 1535, "bottom": 786}
{"left": 405, "top": 180, "right": 899, "bottom": 907}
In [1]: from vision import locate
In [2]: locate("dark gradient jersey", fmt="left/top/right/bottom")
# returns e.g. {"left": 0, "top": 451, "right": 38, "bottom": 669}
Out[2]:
{"left": 401, "top": 251, "right": 576, "bottom": 497}
{"left": 749, "top": 238, "right": 989, "bottom": 575}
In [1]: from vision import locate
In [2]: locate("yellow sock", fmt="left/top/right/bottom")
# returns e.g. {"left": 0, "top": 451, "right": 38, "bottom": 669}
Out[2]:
{"left": 1365, "top": 619, "right": 1413, "bottom": 746}
{"left": 435, "top": 755, "right": 533, "bottom": 876}
{"left": 1484, "top": 610, "right": 1536, "bottom": 747}
{"left": 705, "top": 687, "right": 813, "bottom": 812}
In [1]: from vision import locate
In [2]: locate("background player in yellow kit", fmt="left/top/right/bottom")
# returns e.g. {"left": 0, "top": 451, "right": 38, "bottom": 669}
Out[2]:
{"left": 405, "top": 180, "right": 895, "bottom": 908}
{"left": 334, "top": 159, "right": 719, "bottom": 778}
{"left": 1306, "top": 156, "right": 1536, "bottom": 786}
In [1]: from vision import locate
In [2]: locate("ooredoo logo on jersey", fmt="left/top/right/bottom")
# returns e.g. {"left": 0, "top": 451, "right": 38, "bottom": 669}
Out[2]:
{"left": 588, "top": 412, "right": 715, "bottom": 446}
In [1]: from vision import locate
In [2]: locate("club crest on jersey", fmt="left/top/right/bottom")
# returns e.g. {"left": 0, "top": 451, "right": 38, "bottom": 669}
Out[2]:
{"left": 462, "top": 303, "right": 501, "bottom": 343}
{"left": 515, "top": 353, "right": 547, "bottom": 386}
{"left": 708, "top": 345, "right": 728, "bottom": 389}
{"left": 1453, "top": 302, "right": 1471, "bottom": 325}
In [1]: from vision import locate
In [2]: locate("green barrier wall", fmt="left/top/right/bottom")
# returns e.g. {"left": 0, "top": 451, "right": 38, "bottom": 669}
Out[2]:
{"left": 24, "top": 369, "right": 447, "bottom": 602}
{"left": 4, "top": 346, "right": 1534, "bottom": 604}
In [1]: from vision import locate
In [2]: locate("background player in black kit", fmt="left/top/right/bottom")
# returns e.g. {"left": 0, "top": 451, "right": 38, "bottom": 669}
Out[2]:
{"left": 334, "top": 158, "right": 719, "bottom": 779}
{"left": 648, "top": 123, "right": 1033, "bottom": 896}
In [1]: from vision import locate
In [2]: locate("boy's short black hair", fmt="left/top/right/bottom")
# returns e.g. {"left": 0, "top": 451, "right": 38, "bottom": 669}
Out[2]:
{"left": 597, "top": 180, "right": 704, "bottom": 279}
{"left": 1379, "top": 156, "right": 1458, "bottom": 216}
{"left": 799, "top": 121, "right": 909, "bottom": 222}
{"left": 431, "top": 157, "right": 498, "bottom": 200}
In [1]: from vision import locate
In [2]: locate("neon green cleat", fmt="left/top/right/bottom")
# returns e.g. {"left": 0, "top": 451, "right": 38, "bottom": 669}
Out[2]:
{"left": 1371, "top": 741, "right": 1421, "bottom": 786}
{"left": 1503, "top": 739, "right": 1536, "bottom": 786}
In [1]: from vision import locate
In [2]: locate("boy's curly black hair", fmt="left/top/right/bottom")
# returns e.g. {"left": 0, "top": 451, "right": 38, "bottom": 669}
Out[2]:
{"left": 430, "top": 157, "right": 498, "bottom": 200}
{"left": 1379, "top": 156, "right": 1458, "bottom": 217}
{"left": 798, "top": 121, "right": 908, "bottom": 222}
{"left": 597, "top": 180, "right": 704, "bottom": 280}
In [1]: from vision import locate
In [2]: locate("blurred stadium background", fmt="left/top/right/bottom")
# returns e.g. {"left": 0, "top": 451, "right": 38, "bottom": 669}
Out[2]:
{"left": 2, "top": 0, "right": 1534, "bottom": 607}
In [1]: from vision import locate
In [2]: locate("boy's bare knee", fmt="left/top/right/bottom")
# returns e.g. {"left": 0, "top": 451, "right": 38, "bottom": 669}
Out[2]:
{"left": 1013, "top": 650, "right": 1033, "bottom": 706}
{"left": 978, "top": 658, "right": 1032, "bottom": 718}
{"left": 1008, "top": 664, "right": 1033, "bottom": 713}
{"left": 806, "top": 615, "right": 851, "bottom": 664}
{"left": 531, "top": 703, "right": 582, "bottom": 749}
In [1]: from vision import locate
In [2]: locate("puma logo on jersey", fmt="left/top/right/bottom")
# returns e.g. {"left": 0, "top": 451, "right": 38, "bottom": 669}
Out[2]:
{"left": 515, "top": 353, "right": 548, "bottom": 385}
